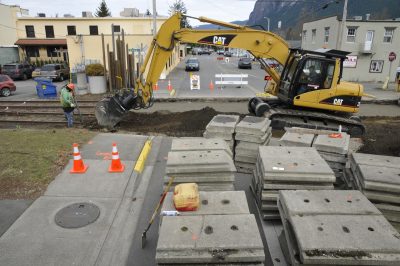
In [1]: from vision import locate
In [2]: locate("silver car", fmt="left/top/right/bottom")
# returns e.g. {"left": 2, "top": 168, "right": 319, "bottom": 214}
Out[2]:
{"left": 39, "top": 64, "right": 69, "bottom": 81}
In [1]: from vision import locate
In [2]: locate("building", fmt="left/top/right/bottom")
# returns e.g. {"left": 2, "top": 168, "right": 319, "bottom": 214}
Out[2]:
{"left": 15, "top": 14, "right": 184, "bottom": 77}
{"left": 302, "top": 16, "right": 400, "bottom": 82}
{"left": 0, "top": 3, "right": 29, "bottom": 65}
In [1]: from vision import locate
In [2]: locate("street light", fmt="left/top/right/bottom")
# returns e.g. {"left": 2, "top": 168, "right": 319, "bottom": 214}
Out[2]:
{"left": 264, "top": 17, "right": 270, "bottom": 32}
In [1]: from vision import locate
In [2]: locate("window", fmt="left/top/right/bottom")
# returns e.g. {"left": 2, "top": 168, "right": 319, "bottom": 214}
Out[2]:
{"left": 383, "top": 27, "right": 394, "bottom": 43}
{"left": 346, "top": 27, "right": 357, "bottom": 43}
{"left": 67, "top": 25, "right": 76, "bottom": 35}
{"left": 302, "top": 30, "right": 307, "bottom": 42}
{"left": 46, "top": 46, "right": 58, "bottom": 57}
{"left": 113, "top": 25, "right": 120, "bottom": 32}
{"left": 25, "top": 25, "right": 35, "bottom": 38}
{"left": 45, "top": 25, "right": 55, "bottom": 38}
{"left": 324, "top": 27, "right": 330, "bottom": 44}
{"left": 311, "top": 29, "right": 316, "bottom": 44}
{"left": 25, "top": 46, "right": 39, "bottom": 57}
{"left": 89, "top": 25, "right": 98, "bottom": 35}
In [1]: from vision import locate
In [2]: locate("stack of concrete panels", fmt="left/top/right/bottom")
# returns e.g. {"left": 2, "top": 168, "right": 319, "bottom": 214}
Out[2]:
{"left": 203, "top": 114, "right": 240, "bottom": 151}
{"left": 156, "top": 214, "right": 265, "bottom": 265}
{"left": 278, "top": 132, "right": 314, "bottom": 147}
{"left": 346, "top": 153, "right": 400, "bottom": 231}
{"left": 234, "top": 116, "right": 272, "bottom": 173}
{"left": 171, "top": 137, "right": 233, "bottom": 158}
{"left": 278, "top": 190, "right": 400, "bottom": 265}
{"left": 312, "top": 133, "right": 350, "bottom": 187}
{"left": 165, "top": 150, "right": 236, "bottom": 191}
{"left": 253, "top": 146, "right": 336, "bottom": 220}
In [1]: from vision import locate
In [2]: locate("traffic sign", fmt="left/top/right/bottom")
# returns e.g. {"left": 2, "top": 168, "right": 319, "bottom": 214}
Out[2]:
{"left": 264, "top": 75, "right": 272, "bottom": 81}
{"left": 389, "top": 52, "right": 396, "bottom": 62}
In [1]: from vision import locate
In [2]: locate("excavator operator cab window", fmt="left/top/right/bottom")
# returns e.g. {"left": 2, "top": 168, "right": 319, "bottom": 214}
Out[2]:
{"left": 296, "top": 59, "right": 335, "bottom": 95}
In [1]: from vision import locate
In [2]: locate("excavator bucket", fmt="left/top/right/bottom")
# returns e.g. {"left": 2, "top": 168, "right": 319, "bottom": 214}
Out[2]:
{"left": 95, "top": 92, "right": 138, "bottom": 128}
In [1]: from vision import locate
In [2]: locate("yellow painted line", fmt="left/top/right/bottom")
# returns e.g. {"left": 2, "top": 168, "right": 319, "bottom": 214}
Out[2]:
{"left": 134, "top": 140, "right": 152, "bottom": 173}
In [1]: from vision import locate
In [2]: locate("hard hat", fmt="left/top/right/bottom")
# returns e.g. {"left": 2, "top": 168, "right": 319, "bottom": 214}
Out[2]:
{"left": 66, "top": 83, "right": 75, "bottom": 90}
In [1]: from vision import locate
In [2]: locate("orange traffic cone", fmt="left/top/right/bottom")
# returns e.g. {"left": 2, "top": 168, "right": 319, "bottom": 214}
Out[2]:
{"left": 109, "top": 143, "right": 125, "bottom": 173}
{"left": 167, "top": 80, "right": 172, "bottom": 91}
{"left": 209, "top": 80, "right": 214, "bottom": 91}
{"left": 70, "top": 143, "right": 88, "bottom": 174}
{"left": 153, "top": 82, "right": 159, "bottom": 91}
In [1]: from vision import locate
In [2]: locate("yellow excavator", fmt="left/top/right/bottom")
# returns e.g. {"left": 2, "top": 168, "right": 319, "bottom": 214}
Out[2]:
{"left": 95, "top": 13, "right": 365, "bottom": 136}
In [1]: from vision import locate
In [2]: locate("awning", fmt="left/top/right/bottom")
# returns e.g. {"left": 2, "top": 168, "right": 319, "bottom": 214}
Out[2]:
{"left": 15, "top": 39, "right": 67, "bottom": 46}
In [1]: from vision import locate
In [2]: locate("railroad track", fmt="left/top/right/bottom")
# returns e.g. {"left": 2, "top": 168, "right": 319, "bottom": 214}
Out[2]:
{"left": 0, "top": 100, "right": 98, "bottom": 127}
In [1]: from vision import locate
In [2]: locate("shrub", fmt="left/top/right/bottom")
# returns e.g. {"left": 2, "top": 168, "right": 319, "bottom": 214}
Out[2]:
{"left": 85, "top": 63, "right": 105, "bottom": 76}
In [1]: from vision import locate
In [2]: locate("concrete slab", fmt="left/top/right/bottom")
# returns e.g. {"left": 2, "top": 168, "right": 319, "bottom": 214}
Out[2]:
{"left": 319, "top": 151, "right": 347, "bottom": 163}
{"left": 0, "top": 196, "right": 119, "bottom": 266}
{"left": 263, "top": 183, "right": 334, "bottom": 190}
{"left": 166, "top": 150, "right": 236, "bottom": 174}
{"left": 80, "top": 133, "right": 147, "bottom": 161}
{"left": 358, "top": 164, "right": 400, "bottom": 192}
{"left": 375, "top": 204, "right": 400, "bottom": 223}
{"left": 278, "top": 190, "right": 381, "bottom": 217}
{"left": 291, "top": 215, "right": 400, "bottom": 265}
{"left": 235, "top": 116, "right": 271, "bottom": 136}
{"left": 45, "top": 160, "right": 134, "bottom": 198}
{"left": 236, "top": 131, "right": 271, "bottom": 144}
{"left": 168, "top": 183, "right": 235, "bottom": 192}
{"left": 278, "top": 132, "right": 314, "bottom": 147}
{"left": 235, "top": 154, "right": 257, "bottom": 164}
{"left": 363, "top": 190, "right": 400, "bottom": 204}
{"left": 351, "top": 153, "right": 400, "bottom": 169}
{"left": 205, "top": 114, "right": 240, "bottom": 134}
{"left": 164, "top": 174, "right": 235, "bottom": 183}
{"left": 171, "top": 137, "right": 233, "bottom": 158}
{"left": 161, "top": 191, "right": 250, "bottom": 216}
{"left": 312, "top": 133, "right": 350, "bottom": 155}
{"left": 236, "top": 140, "right": 268, "bottom": 152}
{"left": 156, "top": 214, "right": 265, "bottom": 264}
{"left": 203, "top": 131, "right": 233, "bottom": 140}
{"left": 235, "top": 149, "right": 258, "bottom": 158}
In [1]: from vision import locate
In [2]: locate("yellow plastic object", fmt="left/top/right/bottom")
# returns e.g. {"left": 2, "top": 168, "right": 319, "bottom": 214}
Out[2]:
{"left": 173, "top": 183, "right": 199, "bottom": 212}
{"left": 134, "top": 140, "right": 152, "bottom": 173}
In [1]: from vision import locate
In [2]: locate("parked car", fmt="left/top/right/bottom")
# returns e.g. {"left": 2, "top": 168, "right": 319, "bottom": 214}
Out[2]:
{"left": 1, "top": 63, "right": 33, "bottom": 80}
{"left": 39, "top": 64, "right": 69, "bottom": 81}
{"left": 217, "top": 50, "right": 225, "bottom": 55}
{"left": 0, "top": 74, "right": 16, "bottom": 97}
{"left": 199, "top": 48, "right": 211, "bottom": 55}
{"left": 238, "top": 57, "right": 252, "bottom": 69}
{"left": 185, "top": 58, "right": 200, "bottom": 71}
{"left": 32, "top": 68, "right": 41, "bottom": 78}
{"left": 224, "top": 51, "right": 233, "bottom": 57}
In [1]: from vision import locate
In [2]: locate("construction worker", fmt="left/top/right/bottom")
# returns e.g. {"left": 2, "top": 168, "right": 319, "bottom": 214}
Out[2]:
{"left": 60, "top": 83, "right": 76, "bottom": 127}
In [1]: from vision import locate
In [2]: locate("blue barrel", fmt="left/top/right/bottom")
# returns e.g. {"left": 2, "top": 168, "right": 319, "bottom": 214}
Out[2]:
{"left": 34, "top": 78, "right": 57, "bottom": 98}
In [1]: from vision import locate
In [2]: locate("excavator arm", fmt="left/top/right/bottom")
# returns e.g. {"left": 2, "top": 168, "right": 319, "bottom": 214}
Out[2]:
{"left": 95, "top": 12, "right": 290, "bottom": 128}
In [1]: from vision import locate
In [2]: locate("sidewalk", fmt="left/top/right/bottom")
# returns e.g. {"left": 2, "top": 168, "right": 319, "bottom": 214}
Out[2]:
{"left": 0, "top": 133, "right": 168, "bottom": 266}
{"left": 361, "top": 82, "right": 400, "bottom": 104}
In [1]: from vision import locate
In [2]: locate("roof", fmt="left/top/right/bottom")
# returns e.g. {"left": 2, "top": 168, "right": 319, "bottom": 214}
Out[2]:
{"left": 15, "top": 39, "right": 67, "bottom": 46}
{"left": 304, "top": 15, "right": 400, "bottom": 24}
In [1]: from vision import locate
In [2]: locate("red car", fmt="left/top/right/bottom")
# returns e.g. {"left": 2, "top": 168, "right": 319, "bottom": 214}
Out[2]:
{"left": 0, "top": 74, "right": 16, "bottom": 97}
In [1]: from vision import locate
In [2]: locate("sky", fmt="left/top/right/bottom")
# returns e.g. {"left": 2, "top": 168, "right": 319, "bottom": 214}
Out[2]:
{"left": 1, "top": 0, "right": 256, "bottom": 26}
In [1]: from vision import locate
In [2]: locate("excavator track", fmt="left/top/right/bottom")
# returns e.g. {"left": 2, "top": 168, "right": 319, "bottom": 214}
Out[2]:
{"left": 249, "top": 97, "right": 365, "bottom": 137}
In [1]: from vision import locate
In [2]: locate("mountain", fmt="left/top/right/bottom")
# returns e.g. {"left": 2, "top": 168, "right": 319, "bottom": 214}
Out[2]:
{"left": 248, "top": 0, "right": 400, "bottom": 40}
{"left": 194, "top": 20, "right": 248, "bottom": 29}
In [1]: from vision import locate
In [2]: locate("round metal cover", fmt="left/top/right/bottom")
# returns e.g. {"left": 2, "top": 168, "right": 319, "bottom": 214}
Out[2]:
{"left": 55, "top": 202, "right": 100, "bottom": 229}
{"left": 213, "top": 116, "right": 236, "bottom": 123}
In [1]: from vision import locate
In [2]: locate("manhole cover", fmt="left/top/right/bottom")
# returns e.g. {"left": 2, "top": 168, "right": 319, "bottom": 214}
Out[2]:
{"left": 55, "top": 202, "right": 100, "bottom": 229}
{"left": 213, "top": 116, "right": 236, "bottom": 123}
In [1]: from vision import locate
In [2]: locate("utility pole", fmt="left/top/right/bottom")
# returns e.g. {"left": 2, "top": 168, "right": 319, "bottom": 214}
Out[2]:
{"left": 264, "top": 17, "right": 270, "bottom": 32}
{"left": 336, "top": 0, "right": 348, "bottom": 50}
{"left": 152, "top": 0, "right": 157, "bottom": 37}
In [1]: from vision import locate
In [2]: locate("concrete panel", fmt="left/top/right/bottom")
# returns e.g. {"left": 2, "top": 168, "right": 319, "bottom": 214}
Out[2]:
{"left": 358, "top": 165, "right": 400, "bottom": 192}
{"left": 166, "top": 150, "right": 236, "bottom": 174}
{"left": 350, "top": 153, "right": 400, "bottom": 169}
{"left": 236, "top": 140, "right": 268, "bottom": 152}
{"left": 319, "top": 151, "right": 347, "bottom": 163}
{"left": 312, "top": 133, "right": 350, "bottom": 155}
{"left": 79, "top": 133, "right": 147, "bottom": 161}
{"left": 278, "top": 132, "right": 314, "bottom": 147}
{"left": 0, "top": 196, "right": 119, "bottom": 266}
{"left": 235, "top": 116, "right": 271, "bottom": 136}
{"left": 278, "top": 190, "right": 381, "bottom": 217}
{"left": 263, "top": 183, "right": 334, "bottom": 190}
{"left": 45, "top": 160, "right": 134, "bottom": 198}
{"left": 171, "top": 137, "right": 233, "bottom": 158}
{"left": 203, "top": 131, "right": 233, "bottom": 140}
{"left": 164, "top": 174, "right": 235, "bottom": 183}
{"left": 161, "top": 191, "right": 250, "bottom": 216}
{"left": 292, "top": 215, "right": 400, "bottom": 265}
{"left": 236, "top": 131, "right": 271, "bottom": 143}
{"left": 363, "top": 190, "right": 400, "bottom": 204}
{"left": 205, "top": 114, "right": 240, "bottom": 134}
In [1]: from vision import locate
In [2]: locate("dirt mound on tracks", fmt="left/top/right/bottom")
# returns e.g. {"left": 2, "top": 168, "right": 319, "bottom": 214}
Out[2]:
{"left": 360, "top": 117, "right": 400, "bottom": 157}
{"left": 87, "top": 107, "right": 240, "bottom": 137}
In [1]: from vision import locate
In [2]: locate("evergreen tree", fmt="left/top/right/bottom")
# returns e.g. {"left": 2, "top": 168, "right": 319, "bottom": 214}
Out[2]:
{"left": 145, "top": 9, "right": 152, "bottom": 16}
{"left": 95, "top": 0, "right": 111, "bottom": 17}
{"left": 169, "top": 0, "right": 191, "bottom": 28}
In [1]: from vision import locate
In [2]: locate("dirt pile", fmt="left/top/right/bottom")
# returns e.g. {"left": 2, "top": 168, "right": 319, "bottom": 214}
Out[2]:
{"left": 360, "top": 117, "right": 400, "bottom": 157}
